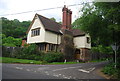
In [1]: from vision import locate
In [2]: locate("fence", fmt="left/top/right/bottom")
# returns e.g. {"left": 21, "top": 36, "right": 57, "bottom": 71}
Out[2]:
{"left": 90, "top": 51, "right": 112, "bottom": 60}
{"left": 2, "top": 46, "right": 113, "bottom": 61}
{"left": 2, "top": 46, "right": 22, "bottom": 57}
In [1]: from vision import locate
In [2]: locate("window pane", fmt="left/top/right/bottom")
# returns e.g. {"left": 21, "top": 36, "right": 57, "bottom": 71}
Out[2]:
{"left": 36, "top": 29, "right": 38, "bottom": 35}
{"left": 31, "top": 28, "right": 40, "bottom": 37}
{"left": 38, "top": 29, "right": 40, "bottom": 35}
{"left": 87, "top": 37, "right": 90, "bottom": 43}
{"left": 34, "top": 30, "right": 36, "bottom": 36}
{"left": 31, "top": 30, "right": 33, "bottom": 36}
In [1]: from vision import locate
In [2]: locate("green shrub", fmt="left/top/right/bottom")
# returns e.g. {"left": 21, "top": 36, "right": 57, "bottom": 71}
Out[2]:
{"left": 2, "top": 46, "right": 11, "bottom": 57}
{"left": 91, "top": 45, "right": 113, "bottom": 55}
{"left": 24, "top": 54, "right": 41, "bottom": 61}
{"left": 102, "top": 63, "right": 118, "bottom": 78}
{"left": 103, "top": 65, "right": 114, "bottom": 75}
{"left": 41, "top": 52, "right": 64, "bottom": 63}
{"left": 2, "top": 36, "right": 22, "bottom": 47}
{"left": 41, "top": 61, "right": 48, "bottom": 64}
{"left": 3, "top": 43, "right": 16, "bottom": 47}
{"left": 22, "top": 44, "right": 38, "bottom": 55}
{"left": 2, "top": 44, "right": 64, "bottom": 62}
{"left": 6, "top": 44, "right": 43, "bottom": 61}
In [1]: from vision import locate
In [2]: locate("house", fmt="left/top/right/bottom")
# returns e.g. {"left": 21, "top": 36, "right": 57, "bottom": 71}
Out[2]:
{"left": 25, "top": 5, "right": 91, "bottom": 61}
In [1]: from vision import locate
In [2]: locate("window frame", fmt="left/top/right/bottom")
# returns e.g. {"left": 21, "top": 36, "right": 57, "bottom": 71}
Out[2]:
{"left": 86, "top": 37, "right": 90, "bottom": 43}
{"left": 31, "top": 28, "right": 40, "bottom": 37}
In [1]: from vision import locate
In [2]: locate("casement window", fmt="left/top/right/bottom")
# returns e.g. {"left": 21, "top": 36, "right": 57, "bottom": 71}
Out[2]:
{"left": 39, "top": 44, "right": 45, "bottom": 51}
{"left": 31, "top": 28, "right": 40, "bottom": 37}
{"left": 48, "top": 44, "right": 56, "bottom": 51}
{"left": 86, "top": 37, "right": 90, "bottom": 43}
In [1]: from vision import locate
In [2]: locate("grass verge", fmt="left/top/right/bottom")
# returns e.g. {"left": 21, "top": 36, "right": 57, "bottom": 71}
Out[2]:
{"left": 48, "top": 62, "right": 80, "bottom": 65}
{"left": 0, "top": 57, "right": 80, "bottom": 65}
{"left": 0, "top": 57, "right": 109, "bottom": 65}
{"left": 0, "top": 57, "right": 42, "bottom": 64}
{"left": 102, "top": 63, "right": 119, "bottom": 79}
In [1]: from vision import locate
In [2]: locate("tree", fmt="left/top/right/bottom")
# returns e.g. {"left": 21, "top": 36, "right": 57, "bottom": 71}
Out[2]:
{"left": 50, "top": 17, "right": 56, "bottom": 22}
{"left": 73, "top": 2, "right": 120, "bottom": 47}
{"left": 2, "top": 36, "right": 22, "bottom": 47}
{"left": 1, "top": 17, "right": 31, "bottom": 38}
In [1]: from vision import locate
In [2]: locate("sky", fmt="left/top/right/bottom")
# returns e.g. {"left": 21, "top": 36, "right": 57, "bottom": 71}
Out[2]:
{"left": 0, "top": 0, "right": 94, "bottom": 23}
{"left": 0, "top": 0, "right": 118, "bottom": 23}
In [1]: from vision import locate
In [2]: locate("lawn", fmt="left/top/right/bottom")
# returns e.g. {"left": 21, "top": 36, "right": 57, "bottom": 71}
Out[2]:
{"left": 48, "top": 62, "right": 80, "bottom": 65}
{"left": 0, "top": 57, "right": 108, "bottom": 65}
{"left": 0, "top": 57, "right": 42, "bottom": 64}
{"left": 0, "top": 57, "right": 80, "bottom": 64}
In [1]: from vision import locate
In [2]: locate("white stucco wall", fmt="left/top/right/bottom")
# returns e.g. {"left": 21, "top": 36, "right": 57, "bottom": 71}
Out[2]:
{"left": 73, "top": 34, "right": 91, "bottom": 49}
{"left": 85, "top": 34, "right": 91, "bottom": 49}
{"left": 27, "top": 15, "right": 91, "bottom": 47}
{"left": 27, "top": 16, "right": 45, "bottom": 44}
{"left": 27, "top": 15, "right": 61, "bottom": 44}
{"left": 45, "top": 31, "right": 61, "bottom": 44}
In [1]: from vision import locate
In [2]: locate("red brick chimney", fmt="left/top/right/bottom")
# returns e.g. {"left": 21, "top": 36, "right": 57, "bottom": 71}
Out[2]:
{"left": 62, "top": 5, "right": 72, "bottom": 30}
{"left": 67, "top": 9, "right": 72, "bottom": 29}
{"left": 62, "top": 5, "right": 68, "bottom": 29}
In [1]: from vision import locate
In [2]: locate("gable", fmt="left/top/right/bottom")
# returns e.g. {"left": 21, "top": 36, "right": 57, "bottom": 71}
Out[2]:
{"left": 26, "top": 14, "right": 62, "bottom": 35}
{"left": 37, "top": 14, "right": 62, "bottom": 34}
{"left": 27, "top": 14, "right": 46, "bottom": 44}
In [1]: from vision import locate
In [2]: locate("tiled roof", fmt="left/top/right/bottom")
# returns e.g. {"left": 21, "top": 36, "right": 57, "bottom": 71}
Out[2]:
{"left": 27, "top": 14, "right": 86, "bottom": 36}
{"left": 37, "top": 14, "right": 62, "bottom": 34}
{"left": 37, "top": 14, "right": 85, "bottom": 36}
{"left": 70, "top": 29, "right": 85, "bottom": 37}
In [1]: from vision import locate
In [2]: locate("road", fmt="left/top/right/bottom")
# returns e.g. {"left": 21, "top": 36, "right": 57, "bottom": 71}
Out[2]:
{"left": 2, "top": 61, "right": 109, "bottom": 79}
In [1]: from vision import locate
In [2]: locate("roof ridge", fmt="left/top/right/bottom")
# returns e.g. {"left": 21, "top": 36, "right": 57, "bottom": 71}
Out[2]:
{"left": 36, "top": 13, "right": 61, "bottom": 25}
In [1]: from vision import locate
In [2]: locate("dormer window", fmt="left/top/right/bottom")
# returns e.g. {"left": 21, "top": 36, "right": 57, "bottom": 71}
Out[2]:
{"left": 31, "top": 28, "right": 40, "bottom": 37}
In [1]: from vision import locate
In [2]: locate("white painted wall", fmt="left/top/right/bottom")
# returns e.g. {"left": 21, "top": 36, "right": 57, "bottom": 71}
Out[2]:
{"left": 85, "top": 34, "right": 91, "bottom": 49}
{"left": 27, "top": 15, "right": 45, "bottom": 44}
{"left": 45, "top": 31, "right": 61, "bottom": 44}
{"left": 27, "top": 15, "right": 61, "bottom": 44}
{"left": 27, "top": 14, "right": 91, "bottom": 48}
{"left": 73, "top": 34, "right": 91, "bottom": 49}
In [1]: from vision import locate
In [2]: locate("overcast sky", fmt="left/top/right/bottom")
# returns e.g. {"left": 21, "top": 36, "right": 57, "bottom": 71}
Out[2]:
{"left": 0, "top": 0, "right": 95, "bottom": 22}
{"left": 1, "top": 0, "right": 118, "bottom": 23}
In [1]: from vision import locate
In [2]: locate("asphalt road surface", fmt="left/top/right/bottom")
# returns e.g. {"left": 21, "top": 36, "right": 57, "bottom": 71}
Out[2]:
{"left": 2, "top": 61, "right": 109, "bottom": 80}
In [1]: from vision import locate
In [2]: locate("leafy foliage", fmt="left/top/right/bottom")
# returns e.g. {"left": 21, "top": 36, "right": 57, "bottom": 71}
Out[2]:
{"left": 1, "top": 17, "right": 31, "bottom": 38}
{"left": 14, "top": 44, "right": 42, "bottom": 60}
{"left": 72, "top": 2, "right": 120, "bottom": 60}
{"left": 2, "top": 44, "right": 64, "bottom": 62}
{"left": 41, "top": 52, "right": 64, "bottom": 63}
{"left": 73, "top": 3, "right": 120, "bottom": 78}
{"left": 60, "top": 34, "right": 75, "bottom": 61}
{"left": 50, "top": 17, "right": 56, "bottom": 22}
{"left": 2, "top": 36, "right": 22, "bottom": 47}
{"left": 91, "top": 45, "right": 113, "bottom": 54}
{"left": 73, "top": 2, "right": 120, "bottom": 47}
{"left": 102, "top": 63, "right": 119, "bottom": 79}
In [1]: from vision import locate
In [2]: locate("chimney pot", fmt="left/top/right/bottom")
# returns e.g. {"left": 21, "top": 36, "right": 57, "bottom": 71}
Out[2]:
{"left": 62, "top": 5, "right": 72, "bottom": 30}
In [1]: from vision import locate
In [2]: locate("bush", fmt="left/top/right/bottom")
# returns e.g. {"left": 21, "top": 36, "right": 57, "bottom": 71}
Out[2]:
{"left": 41, "top": 52, "right": 64, "bottom": 63}
{"left": 22, "top": 44, "right": 39, "bottom": 55}
{"left": 2, "top": 46, "right": 11, "bottom": 57}
{"left": 2, "top": 36, "right": 22, "bottom": 47}
{"left": 2, "top": 44, "right": 64, "bottom": 62}
{"left": 102, "top": 63, "right": 119, "bottom": 78}
{"left": 91, "top": 45, "right": 113, "bottom": 55}
{"left": 16, "top": 44, "right": 43, "bottom": 60}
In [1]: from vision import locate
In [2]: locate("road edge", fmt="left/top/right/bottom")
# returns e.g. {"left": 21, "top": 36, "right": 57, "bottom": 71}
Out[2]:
{"left": 96, "top": 67, "right": 111, "bottom": 79}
